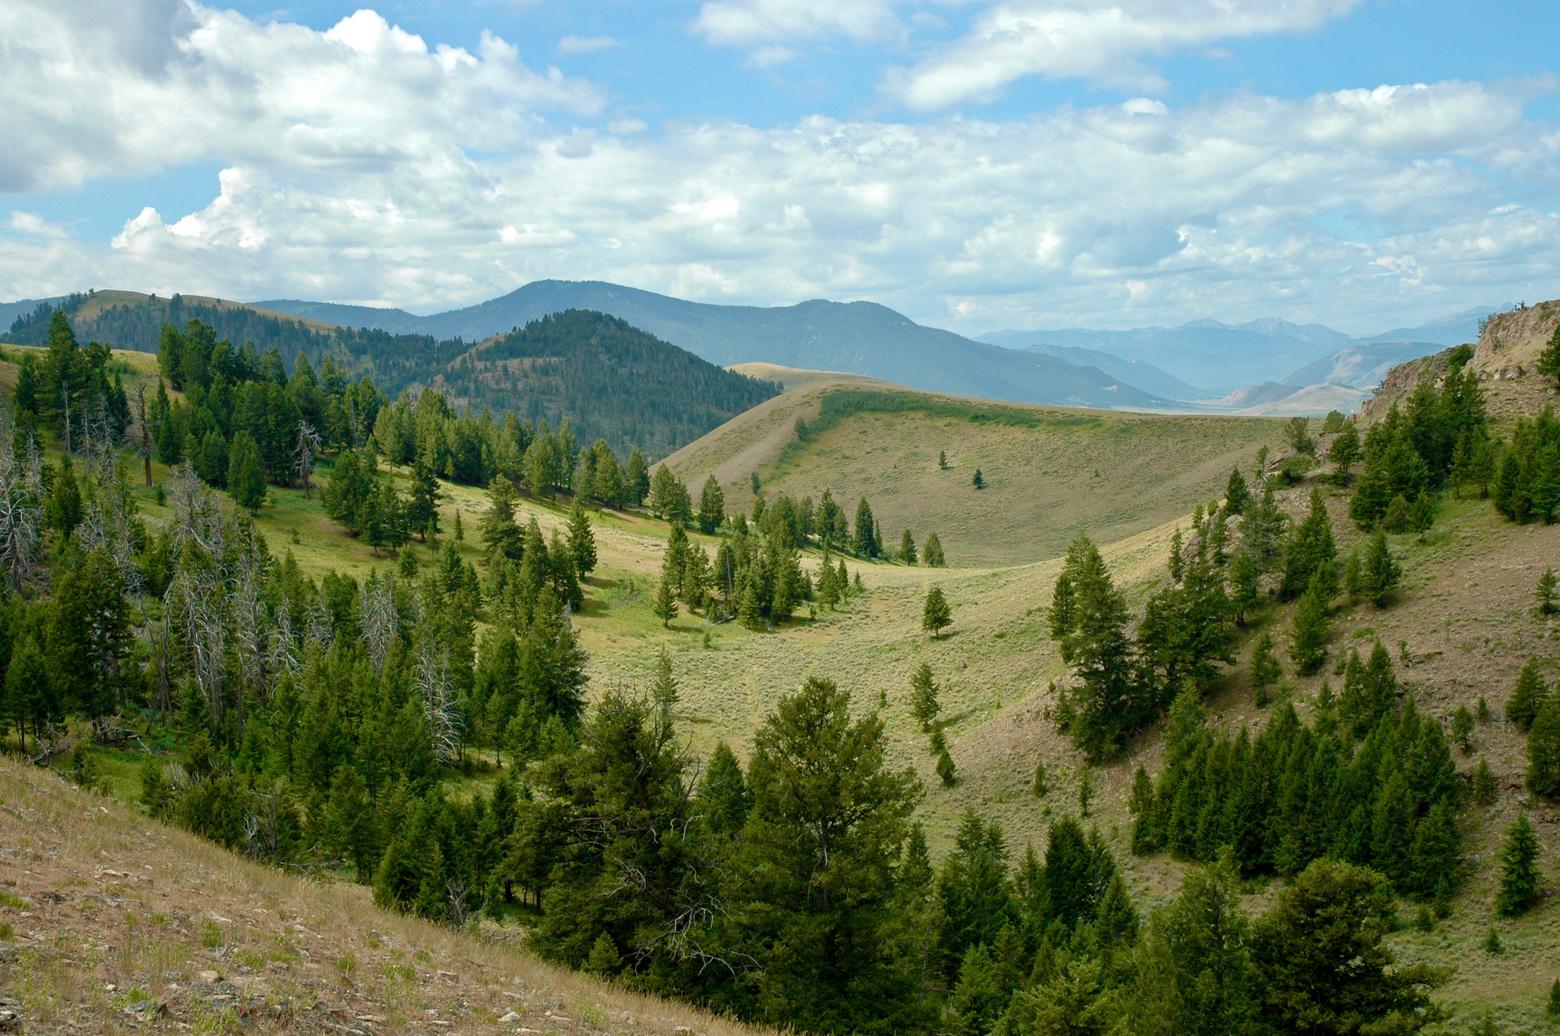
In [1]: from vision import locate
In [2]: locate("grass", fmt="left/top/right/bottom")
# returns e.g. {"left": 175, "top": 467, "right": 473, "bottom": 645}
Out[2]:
{"left": 0, "top": 756, "right": 766, "bottom": 1035}
{"left": 667, "top": 381, "right": 1286, "bottom": 566}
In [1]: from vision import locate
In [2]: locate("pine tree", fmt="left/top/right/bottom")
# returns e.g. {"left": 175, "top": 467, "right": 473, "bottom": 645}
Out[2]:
{"left": 405, "top": 447, "right": 442, "bottom": 540}
{"left": 736, "top": 677, "right": 922, "bottom": 1034}
{"left": 938, "top": 449, "right": 949, "bottom": 470}
{"left": 44, "top": 459, "right": 82, "bottom": 539}
{"left": 1225, "top": 467, "right": 1250, "bottom": 515}
{"left": 1539, "top": 323, "right": 1560, "bottom": 389}
{"left": 1250, "top": 631, "right": 1281, "bottom": 707}
{"left": 625, "top": 448, "right": 650, "bottom": 506}
{"left": 1280, "top": 488, "right": 1336, "bottom": 600}
{"left": 923, "top": 586, "right": 952, "bottom": 638}
{"left": 971, "top": 468, "right": 985, "bottom": 490}
{"left": 1360, "top": 529, "right": 1400, "bottom": 607}
{"left": 936, "top": 746, "right": 957, "bottom": 787}
{"left": 1032, "top": 760, "right": 1049, "bottom": 799}
{"left": 1548, "top": 977, "right": 1560, "bottom": 1018}
{"left": 697, "top": 740, "right": 751, "bottom": 836}
{"left": 1495, "top": 814, "right": 1541, "bottom": 918}
{"left": 1537, "top": 568, "right": 1558, "bottom": 616}
{"left": 697, "top": 474, "right": 725, "bottom": 534}
{"left": 923, "top": 531, "right": 946, "bottom": 567}
{"left": 1507, "top": 658, "right": 1550, "bottom": 732}
{"left": 909, "top": 663, "right": 941, "bottom": 731}
{"left": 853, "top": 497, "right": 878, "bottom": 557}
{"left": 566, "top": 501, "right": 596, "bottom": 580}
{"left": 1284, "top": 416, "right": 1315, "bottom": 454}
{"left": 1328, "top": 422, "right": 1361, "bottom": 480}
{"left": 899, "top": 529, "right": 917, "bottom": 565}
{"left": 652, "top": 572, "right": 678, "bottom": 628}
{"left": 1527, "top": 698, "right": 1560, "bottom": 800}
{"left": 226, "top": 431, "right": 267, "bottom": 514}
{"left": 1252, "top": 859, "right": 1441, "bottom": 1034}
{"left": 1288, "top": 571, "right": 1331, "bottom": 676}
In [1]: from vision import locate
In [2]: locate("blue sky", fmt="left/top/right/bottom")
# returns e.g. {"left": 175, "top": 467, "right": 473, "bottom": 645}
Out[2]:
{"left": 3, "top": 0, "right": 1558, "bottom": 334}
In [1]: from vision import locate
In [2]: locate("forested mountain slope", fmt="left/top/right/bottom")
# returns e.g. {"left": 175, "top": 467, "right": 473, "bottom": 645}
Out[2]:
{"left": 2, "top": 291, "right": 777, "bottom": 459}
{"left": 261, "top": 279, "right": 1172, "bottom": 410}
{"left": 4, "top": 300, "right": 1560, "bottom": 1034}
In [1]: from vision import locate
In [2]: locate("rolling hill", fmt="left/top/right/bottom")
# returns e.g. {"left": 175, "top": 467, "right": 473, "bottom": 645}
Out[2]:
{"left": 663, "top": 373, "right": 1285, "bottom": 566}
{"left": 260, "top": 280, "right": 1172, "bottom": 411}
{"left": 1, "top": 290, "right": 779, "bottom": 459}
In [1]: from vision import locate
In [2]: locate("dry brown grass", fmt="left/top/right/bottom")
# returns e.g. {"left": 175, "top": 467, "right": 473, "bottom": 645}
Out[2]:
{"left": 664, "top": 379, "right": 1284, "bottom": 567}
{"left": 0, "top": 757, "right": 767, "bottom": 1035}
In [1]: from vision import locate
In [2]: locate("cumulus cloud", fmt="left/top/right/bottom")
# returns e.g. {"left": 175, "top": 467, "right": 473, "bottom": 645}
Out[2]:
{"left": 887, "top": 0, "right": 1359, "bottom": 108}
{"left": 0, "top": 0, "right": 604, "bottom": 193}
{"left": 0, "top": 2, "right": 1555, "bottom": 334}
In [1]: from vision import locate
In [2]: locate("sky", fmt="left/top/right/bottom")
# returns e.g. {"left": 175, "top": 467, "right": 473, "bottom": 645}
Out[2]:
{"left": 2, "top": 0, "right": 1558, "bottom": 336}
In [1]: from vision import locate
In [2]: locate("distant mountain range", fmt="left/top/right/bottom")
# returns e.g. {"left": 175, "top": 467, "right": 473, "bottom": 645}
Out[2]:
{"left": 5, "top": 279, "right": 1503, "bottom": 417}
{"left": 259, "top": 281, "right": 1169, "bottom": 411}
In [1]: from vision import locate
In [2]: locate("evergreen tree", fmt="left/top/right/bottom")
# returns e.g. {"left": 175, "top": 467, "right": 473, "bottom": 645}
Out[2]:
{"left": 44, "top": 459, "right": 82, "bottom": 539}
{"left": 853, "top": 498, "right": 879, "bottom": 557}
{"left": 1249, "top": 631, "right": 1281, "bottom": 707}
{"left": 226, "top": 431, "right": 267, "bottom": 514}
{"left": 1328, "top": 422, "right": 1361, "bottom": 480}
{"left": 567, "top": 501, "right": 596, "bottom": 580}
{"left": 909, "top": 663, "right": 941, "bottom": 731}
{"left": 1537, "top": 568, "right": 1558, "bottom": 616}
{"left": 1507, "top": 658, "right": 1550, "bottom": 732}
{"left": 625, "top": 448, "right": 650, "bottom": 506}
{"left": 899, "top": 529, "right": 917, "bottom": 565}
{"left": 406, "top": 447, "right": 442, "bottom": 540}
{"left": 735, "top": 677, "right": 924, "bottom": 1034}
{"left": 1359, "top": 529, "right": 1400, "bottom": 607}
{"left": 480, "top": 476, "right": 525, "bottom": 564}
{"left": 938, "top": 449, "right": 949, "bottom": 470}
{"left": 923, "top": 586, "right": 952, "bottom": 638}
{"left": 1539, "top": 323, "right": 1560, "bottom": 389}
{"left": 697, "top": 475, "right": 725, "bottom": 534}
{"left": 1129, "top": 855, "right": 1258, "bottom": 1036}
{"left": 1052, "top": 534, "right": 1140, "bottom": 760}
{"left": 1279, "top": 488, "right": 1336, "bottom": 600}
{"left": 1288, "top": 571, "right": 1331, "bottom": 676}
{"left": 923, "top": 531, "right": 946, "bottom": 567}
{"left": 652, "top": 572, "right": 678, "bottom": 628}
{"left": 1224, "top": 467, "right": 1250, "bottom": 515}
{"left": 1252, "top": 859, "right": 1442, "bottom": 1034}
{"left": 937, "top": 746, "right": 957, "bottom": 787}
{"left": 696, "top": 740, "right": 751, "bottom": 836}
{"left": 1527, "top": 698, "right": 1560, "bottom": 800}
{"left": 1495, "top": 814, "right": 1541, "bottom": 918}
{"left": 1284, "top": 416, "right": 1315, "bottom": 455}
{"left": 971, "top": 468, "right": 985, "bottom": 490}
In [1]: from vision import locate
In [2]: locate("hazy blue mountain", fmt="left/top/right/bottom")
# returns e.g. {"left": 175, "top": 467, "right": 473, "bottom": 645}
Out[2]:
{"left": 1280, "top": 340, "right": 1443, "bottom": 390}
{"left": 1361, "top": 305, "right": 1496, "bottom": 346}
{"left": 0, "top": 296, "right": 69, "bottom": 332}
{"left": 980, "top": 321, "right": 1350, "bottom": 393}
{"left": 254, "top": 299, "right": 426, "bottom": 335}
{"left": 261, "top": 280, "right": 1169, "bottom": 410}
{"left": 1021, "top": 342, "right": 1207, "bottom": 400}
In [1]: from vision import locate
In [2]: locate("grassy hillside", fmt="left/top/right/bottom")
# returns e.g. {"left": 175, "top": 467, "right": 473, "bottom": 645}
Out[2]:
{"left": 7, "top": 322, "right": 1560, "bottom": 1028}
{"left": 0, "top": 757, "right": 763, "bottom": 1035}
{"left": 665, "top": 381, "right": 1286, "bottom": 566}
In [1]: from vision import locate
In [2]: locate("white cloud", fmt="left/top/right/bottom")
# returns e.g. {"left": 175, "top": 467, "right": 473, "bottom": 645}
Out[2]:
{"left": 693, "top": 0, "right": 902, "bottom": 53}
{"left": 0, "top": 3, "right": 1555, "bottom": 335}
{"left": 887, "top": 0, "right": 1359, "bottom": 109}
{"left": 557, "top": 34, "right": 617, "bottom": 55}
{"left": 0, "top": 1, "right": 604, "bottom": 193}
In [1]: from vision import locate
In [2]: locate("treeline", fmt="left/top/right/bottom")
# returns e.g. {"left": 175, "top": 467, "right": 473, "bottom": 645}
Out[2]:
{"left": 7, "top": 296, "right": 779, "bottom": 459}
{"left": 441, "top": 310, "right": 779, "bottom": 459}
{"left": 0, "top": 398, "right": 1449, "bottom": 1035}
{"left": 9, "top": 310, "right": 131, "bottom": 450}
{"left": 1131, "top": 670, "right": 1460, "bottom": 902}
